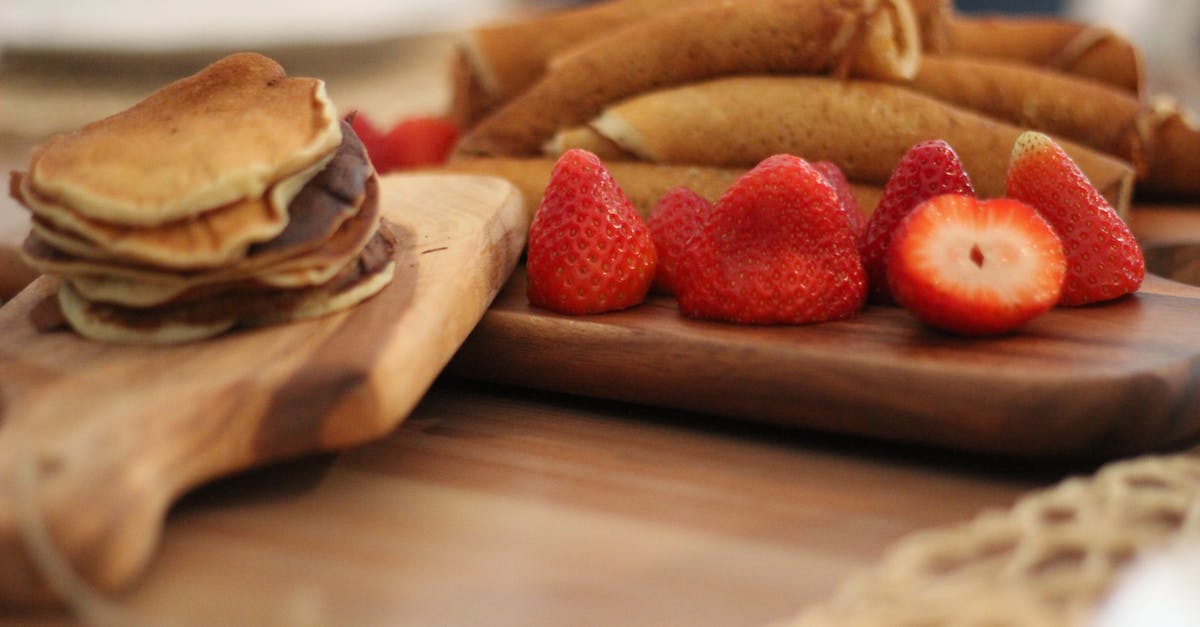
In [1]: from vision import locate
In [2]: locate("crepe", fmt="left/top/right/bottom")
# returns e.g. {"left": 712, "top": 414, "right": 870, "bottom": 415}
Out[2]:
{"left": 1139, "top": 100, "right": 1200, "bottom": 198}
{"left": 25, "top": 52, "right": 342, "bottom": 227}
{"left": 545, "top": 75, "right": 1134, "bottom": 214}
{"left": 453, "top": 0, "right": 688, "bottom": 125}
{"left": 946, "top": 15, "right": 1144, "bottom": 96}
{"left": 455, "top": 0, "right": 922, "bottom": 156}
{"left": 441, "top": 157, "right": 884, "bottom": 218}
{"left": 904, "top": 55, "right": 1145, "bottom": 169}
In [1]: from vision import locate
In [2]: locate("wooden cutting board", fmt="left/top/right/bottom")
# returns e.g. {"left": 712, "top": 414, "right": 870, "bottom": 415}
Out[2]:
{"left": 0, "top": 173, "right": 528, "bottom": 605}
{"left": 448, "top": 206, "right": 1200, "bottom": 461}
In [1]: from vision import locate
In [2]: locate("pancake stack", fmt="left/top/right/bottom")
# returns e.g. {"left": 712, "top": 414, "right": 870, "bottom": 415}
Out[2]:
{"left": 445, "top": 0, "right": 1200, "bottom": 216}
{"left": 10, "top": 52, "right": 395, "bottom": 344}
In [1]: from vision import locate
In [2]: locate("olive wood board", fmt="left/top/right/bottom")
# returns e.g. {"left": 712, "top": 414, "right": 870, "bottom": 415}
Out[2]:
{"left": 0, "top": 173, "right": 528, "bottom": 605}
{"left": 448, "top": 206, "right": 1200, "bottom": 461}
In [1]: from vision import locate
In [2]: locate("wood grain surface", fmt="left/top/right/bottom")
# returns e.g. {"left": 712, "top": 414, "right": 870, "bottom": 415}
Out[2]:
{"left": 3, "top": 379, "right": 1059, "bottom": 627}
{"left": 448, "top": 207, "right": 1200, "bottom": 460}
{"left": 0, "top": 173, "right": 528, "bottom": 605}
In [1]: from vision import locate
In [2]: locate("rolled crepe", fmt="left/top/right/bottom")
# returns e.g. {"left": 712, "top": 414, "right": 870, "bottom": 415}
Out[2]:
{"left": 947, "top": 16, "right": 1144, "bottom": 96}
{"left": 907, "top": 0, "right": 954, "bottom": 52}
{"left": 546, "top": 75, "right": 1135, "bottom": 215}
{"left": 452, "top": 0, "right": 688, "bottom": 126}
{"left": 456, "top": 0, "right": 922, "bottom": 156}
{"left": 1139, "top": 100, "right": 1200, "bottom": 199}
{"left": 905, "top": 55, "right": 1145, "bottom": 170}
{"left": 440, "top": 157, "right": 884, "bottom": 219}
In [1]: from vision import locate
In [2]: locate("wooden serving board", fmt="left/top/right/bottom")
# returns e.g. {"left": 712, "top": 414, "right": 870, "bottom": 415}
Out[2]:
{"left": 0, "top": 174, "right": 528, "bottom": 605}
{"left": 448, "top": 207, "right": 1200, "bottom": 461}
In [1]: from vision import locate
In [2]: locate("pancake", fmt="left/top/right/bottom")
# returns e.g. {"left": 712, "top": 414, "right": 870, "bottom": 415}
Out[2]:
{"left": 24, "top": 174, "right": 381, "bottom": 307}
{"left": 17, "top": 119, "right": 372, "bottom": 269}
{"left": 455, "top": 0, "right": 922, "bottom": 156}
{"left": 26, "top": 52, "right": 342, "bottom": 227}
{"left": 58, "top": 227, "right": 396, "bottom": 344}
{"left": 545, "top": 75, "right": 1135, "bottom": 214}
{"left": 16, "top": 153, "right": 325, "bottom": 268}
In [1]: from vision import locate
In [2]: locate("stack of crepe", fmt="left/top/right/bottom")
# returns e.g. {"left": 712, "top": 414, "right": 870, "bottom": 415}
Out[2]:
{"left": 10, "top": 52, "right": 395, "bottom": 344}
{"left": 444, "top": 0, "right": 1200, "bottom": 217}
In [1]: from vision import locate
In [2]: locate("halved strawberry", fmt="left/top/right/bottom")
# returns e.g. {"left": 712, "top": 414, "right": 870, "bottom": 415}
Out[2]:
{"left": 526, "top": 149, "right": 656, "bottom": 314}
{"left": 674, "top": 154, "right": 866, "bottom": 324}
{"left": 861, "top": 140, "right": 975, "bottom": 303}
{"left": 887, "top": 194, "right": 1066, "bottom": 336}
{"left": 648, "top": 186, "right": 711, "bottom": 294}
{"left": 812, "top": 160, "right": 866, "bottom": 239}
{"left": 1006, "top": 131, "right": 1144, "bottom": 305}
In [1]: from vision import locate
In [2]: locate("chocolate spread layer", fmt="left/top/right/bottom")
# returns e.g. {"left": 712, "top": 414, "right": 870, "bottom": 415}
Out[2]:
{"left": 73, "top": 224, "right": 397, "bottom": 330}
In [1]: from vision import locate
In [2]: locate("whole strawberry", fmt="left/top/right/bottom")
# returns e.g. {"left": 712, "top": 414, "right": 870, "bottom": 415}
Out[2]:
{"left": 861, "top": 140, "right": 975, "bottom": 303}
{"left": 1006, "top": 131, "right": 1144, "bottom": 305}
{"left": 888, "top": 194, "right": 1066, "bottom": 336}
{"left": 648, "top": 187, "right": 711, "bottom": 294}
{"left": 812, "top": 161, "right": 867, "bottom": 239}
{"left": 675, "top": 154, "right": 866, "bottom": 324}
{"left": 526, "top": 149, "right": 657, "bottom": 314}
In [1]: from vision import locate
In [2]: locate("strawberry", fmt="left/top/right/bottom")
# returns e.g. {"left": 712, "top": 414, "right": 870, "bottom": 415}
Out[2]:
{"left": 861, "top": 140, "right": 975, "bottom": 303}
{"left": 1005, "top": 131, "right": 1144, "bottom": 305}
{"left": 380, "top": 116, "right": 459, "bottom": 169}
{"left": 349, "top": 111, "right": 390, "bottom": 171}
{"left": 526, "top": 149, "right": 656, "bottom": 314}
{"left": 350, "top": 113, "right": 459, "bottom": 173}
{"left": 812, "top": 160, "right": 867, "bottom": 239}
{"left": 674, "top": 154, "right": 866, "bottom": 324}
{"left": 647, "top": 186, "right": 711, "bottom": 294}
{"left": 887, "top": 194, "right": 1066, "bottom": 336}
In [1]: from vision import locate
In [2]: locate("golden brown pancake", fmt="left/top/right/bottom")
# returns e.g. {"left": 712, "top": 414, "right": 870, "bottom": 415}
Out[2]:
{"left": 17, "top": 159, "right": 310, "bottom": 268}
{"left": 58, "top": 227, "right": 397, "bottom": 344}
{"left": 26, "top": 52, "right": 342, "bottom": 227}
{"left": 545, "top": 75, "right": 1135, "bottom": 214}
{"left": 24, "top": 173, "right": 381, "bottom": 307}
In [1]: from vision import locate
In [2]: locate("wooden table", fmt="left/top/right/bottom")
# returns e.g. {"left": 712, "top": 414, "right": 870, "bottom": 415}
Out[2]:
{"left": 0, "top": 36, "right": 1128, "bottom": 627}
{"left": 3, "top": 379, "right": 1058, "bottom": 626}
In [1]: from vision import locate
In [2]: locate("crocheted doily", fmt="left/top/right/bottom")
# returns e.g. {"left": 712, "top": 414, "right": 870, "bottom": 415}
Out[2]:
{"left": 779, "top": 449, "right": 1200, "bottom": 627}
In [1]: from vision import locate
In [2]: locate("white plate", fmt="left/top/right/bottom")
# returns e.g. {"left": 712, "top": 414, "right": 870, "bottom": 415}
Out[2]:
{"left": 1, "top": 0, "right": 514, "bottom": 52}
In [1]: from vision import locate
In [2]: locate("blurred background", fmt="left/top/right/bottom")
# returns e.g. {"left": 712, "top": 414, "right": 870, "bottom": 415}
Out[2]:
{"left": 0, "top": 0, "right": 1196, "bottom": 296}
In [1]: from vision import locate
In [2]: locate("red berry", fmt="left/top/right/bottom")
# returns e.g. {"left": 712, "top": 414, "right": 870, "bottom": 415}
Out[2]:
{"left": 887, "top": 194, "right": 1066, "bottom": 336}
{"left": 1005, "top": 131, "right": 1144, "bottom": 305}
{"left": 648, "top": 187, "right": 711, "bottom": 294}
{"left": 349, "top": 111, "right": 392, "bottom": 172}
{"left": 380, "top": 116, "right": 459, "bottom": 170}
{"left": 675, "top": 154, "right": 866, "bottom": 324}
{"left": 861, "top": 140, "right": 975, "bottom": 303}
{"left": 812, "top": 160, "right": 866, "bottom": 239}
{"left": 350, "top": 113, "right": 459, "bottom": 173}
{"left": 526, "top": 149, "right": 656, "bottom": 314}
